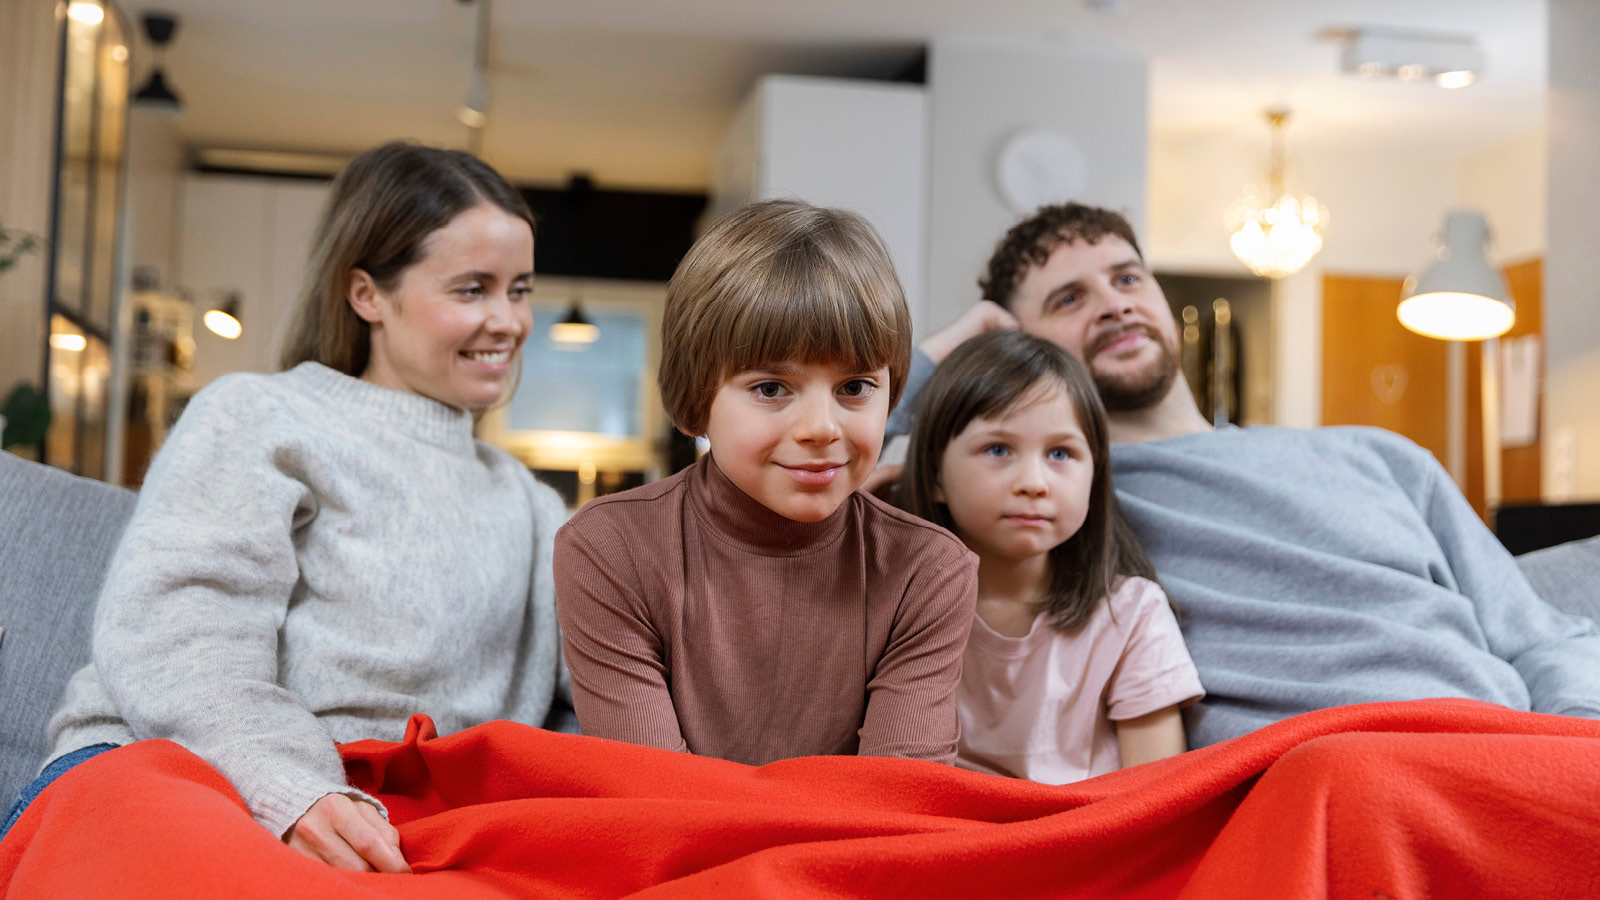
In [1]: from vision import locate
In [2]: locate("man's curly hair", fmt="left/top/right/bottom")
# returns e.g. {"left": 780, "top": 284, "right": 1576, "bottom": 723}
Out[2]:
{"left": 978, "top": 203, "right": 1143, "bottom": 310}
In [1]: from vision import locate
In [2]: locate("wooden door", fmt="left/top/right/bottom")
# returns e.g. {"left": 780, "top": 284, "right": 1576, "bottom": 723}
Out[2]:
{"left": 1321, "top": 274, "right": 1450, "bottom": 463}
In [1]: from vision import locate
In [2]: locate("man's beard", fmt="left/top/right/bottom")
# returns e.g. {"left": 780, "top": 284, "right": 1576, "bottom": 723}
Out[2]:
{"left": 1088, "top": 325, "right": 1180, "bottom": 413}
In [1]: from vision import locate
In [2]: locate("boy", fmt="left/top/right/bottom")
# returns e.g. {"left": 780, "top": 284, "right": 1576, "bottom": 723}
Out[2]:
{"left": 554, "top": 200, "right": 977, "bottom": 765}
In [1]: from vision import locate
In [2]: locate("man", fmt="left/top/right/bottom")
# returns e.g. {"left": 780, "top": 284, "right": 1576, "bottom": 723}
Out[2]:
{"left": 896, "top": 202, "right": 1600, "bottom": 747}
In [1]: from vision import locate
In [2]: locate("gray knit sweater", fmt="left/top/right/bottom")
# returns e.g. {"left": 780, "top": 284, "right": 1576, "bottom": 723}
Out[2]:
{"left": 47, "top": 362, "right": 569, "bottom": 838}
{"left": 1111, "top": 425, "right": 1600, "bottom": 747}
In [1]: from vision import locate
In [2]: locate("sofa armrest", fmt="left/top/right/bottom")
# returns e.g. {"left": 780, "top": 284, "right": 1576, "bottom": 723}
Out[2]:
{"left": 1516, "top": 535, "right": 1600, "bottom": 625}
{"left": 0, "top": 453, "right": 136, "bottom": 802}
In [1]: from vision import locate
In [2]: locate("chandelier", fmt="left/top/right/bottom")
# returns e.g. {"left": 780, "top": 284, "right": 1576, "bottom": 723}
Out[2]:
{"left": 1226, "top": 110, "right": 1327, "bottom": 279}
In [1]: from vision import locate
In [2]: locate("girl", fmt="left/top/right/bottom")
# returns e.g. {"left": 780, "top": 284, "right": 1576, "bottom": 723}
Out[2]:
{"left": 899, "top": 329, "right": 1202, "bottom": 784}
{"left": 14, "top": 142, "right": 570, "bottom": 872}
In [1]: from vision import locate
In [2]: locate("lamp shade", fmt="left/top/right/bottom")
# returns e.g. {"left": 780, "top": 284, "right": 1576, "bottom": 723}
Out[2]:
{"left": 203, "top": 295, "right": 242, "bottom": 340}
{"left": 132, "top": 68, "right": 183, "bottom": 114}
{"left": 1397, "top": 210, "right": 1513, "bottom": 341}
{"left": 549, "top": 303, "right": 599, "bottom": 345}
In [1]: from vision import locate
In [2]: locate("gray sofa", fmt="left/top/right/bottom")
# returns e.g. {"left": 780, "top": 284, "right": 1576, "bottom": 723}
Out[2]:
{"left": 2, "top": 450, "right": 1598, "bottom": 804}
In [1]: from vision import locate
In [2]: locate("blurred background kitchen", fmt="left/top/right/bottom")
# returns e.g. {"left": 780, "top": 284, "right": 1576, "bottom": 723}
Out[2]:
{"left": 2, "top": 0, "right": 1596, "bottom": 546}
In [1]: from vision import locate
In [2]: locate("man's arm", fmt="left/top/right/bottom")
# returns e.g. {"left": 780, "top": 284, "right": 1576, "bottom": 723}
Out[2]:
{"left": 1419, "top": 458, "right": 1600, "bottom": 719}
{"left": 885, "top": 301, "right": 1019, "bottom": 439}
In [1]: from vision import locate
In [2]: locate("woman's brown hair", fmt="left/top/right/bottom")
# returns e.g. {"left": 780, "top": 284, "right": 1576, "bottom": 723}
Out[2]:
{"left": 899, "top": 330, "right": 1156, "bottom": 631}
{"left": 279, "top": 141, "right": 536, "bottom": 376}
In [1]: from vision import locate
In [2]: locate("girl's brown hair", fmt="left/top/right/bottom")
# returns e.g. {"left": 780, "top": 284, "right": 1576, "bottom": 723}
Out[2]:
{"left": 279, "top": 141, "right": 536, "bottom": 376}
{"left": 657, "top": 199, "right": 911, "bottom": 435}
{"left": 899, "top": 330, "right": 1156, "bottom": 631}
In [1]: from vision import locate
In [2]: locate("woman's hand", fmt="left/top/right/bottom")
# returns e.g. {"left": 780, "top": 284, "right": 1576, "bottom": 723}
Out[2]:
{"left": 284, "top": 793, "right": 411, "bottom": 874}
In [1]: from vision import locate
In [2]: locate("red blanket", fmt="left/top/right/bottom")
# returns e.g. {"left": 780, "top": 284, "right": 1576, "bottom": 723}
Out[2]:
{"left": 4, "top": 699, "right": 1597, "bottom": 898}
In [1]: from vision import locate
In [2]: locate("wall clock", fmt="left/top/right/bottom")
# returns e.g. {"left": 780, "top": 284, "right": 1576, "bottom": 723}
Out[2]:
{"left": 994, "top": 127, "right": 1089, "bottom": 215}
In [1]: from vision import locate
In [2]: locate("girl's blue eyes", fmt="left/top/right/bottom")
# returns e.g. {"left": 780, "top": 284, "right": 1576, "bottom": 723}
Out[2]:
{"left": 980, "top": 444, "right": 1077, "bottom": 461}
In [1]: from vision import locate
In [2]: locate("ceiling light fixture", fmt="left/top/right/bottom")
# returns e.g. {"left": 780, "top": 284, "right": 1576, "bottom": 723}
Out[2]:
{"left": 1340, "top": 29, "right": 1484, "bottom": 89}
{"left": 1225, "top": 109, "right": 1326, "bottom": 279}
{"left": 131, "top": 12, "right": 183, "bottom": 115}
{"left": 1398, "top": 211, "right": 1513, "bottom": 341}
{"left": 66, "top": 2, "right": 104, "bottom": 26}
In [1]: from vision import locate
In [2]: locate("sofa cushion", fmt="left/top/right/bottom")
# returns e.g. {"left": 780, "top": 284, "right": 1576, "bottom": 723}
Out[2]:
{"left": 1516, "top": 534, "right": 1600, "bottom": 626}
{"left": 0, "top": 452, "right": 136, "bottom": 803}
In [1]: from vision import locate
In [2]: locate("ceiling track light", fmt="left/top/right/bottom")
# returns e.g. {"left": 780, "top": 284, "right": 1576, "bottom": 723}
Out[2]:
{"left": 132, "top": 12, "right": 183, "bottom": 114}
{"left": 1340, "top": 29, "right": 1484, "bottom": 89}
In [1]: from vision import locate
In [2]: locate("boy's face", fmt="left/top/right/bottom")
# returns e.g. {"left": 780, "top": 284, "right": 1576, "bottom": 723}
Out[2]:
{"left": 704, "top": 360, "right": 891, "bottom": 523}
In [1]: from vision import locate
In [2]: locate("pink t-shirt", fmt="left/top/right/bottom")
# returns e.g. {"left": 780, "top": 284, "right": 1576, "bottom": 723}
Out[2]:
{"left": 956, "top": 576, "right": 1204, "bottom": 784}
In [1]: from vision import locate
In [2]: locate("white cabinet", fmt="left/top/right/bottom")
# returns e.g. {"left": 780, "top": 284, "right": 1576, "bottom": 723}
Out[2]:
{"left": 712, "top": 75, "right": 929, "bottom": 338}
{"left": 176, "top": 174, "right": 329, "bottom": 389}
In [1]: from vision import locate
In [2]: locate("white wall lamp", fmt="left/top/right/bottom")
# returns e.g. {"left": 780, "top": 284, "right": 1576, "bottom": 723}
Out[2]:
{"left": 203, "top": 292, "right": 243, "bottom": 340}
{"left": 1398, "top": 211, "right": 1513, "bottom": 342}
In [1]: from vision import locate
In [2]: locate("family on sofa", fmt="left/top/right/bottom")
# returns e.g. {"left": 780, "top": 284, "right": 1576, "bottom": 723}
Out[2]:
{"left": 3, "top": 141, "right": 1597, "bottom": 890}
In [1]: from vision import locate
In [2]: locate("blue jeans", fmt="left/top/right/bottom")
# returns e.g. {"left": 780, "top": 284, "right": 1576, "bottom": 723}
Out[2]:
{"left": 0, "top": 744, "right": 118, "bottom": 841}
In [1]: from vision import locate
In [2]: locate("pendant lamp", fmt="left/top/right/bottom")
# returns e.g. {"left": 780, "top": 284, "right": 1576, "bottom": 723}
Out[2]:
{"left": 131, "top": 13, "right": 183, "bottom": 115}
{"left": 550, "top": 302, "right": 599, "bottom": 345}
{"left": 1397, "top": 211, "right": 1513, "bottom": 341}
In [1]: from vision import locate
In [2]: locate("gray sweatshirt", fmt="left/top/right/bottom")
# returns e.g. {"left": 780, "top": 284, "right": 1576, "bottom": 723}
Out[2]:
{"left": 48, "top": 362, "right": 569, "bottom": 837}
{"left": 1111, "top": 425, "right": 1600, "bottom": 747}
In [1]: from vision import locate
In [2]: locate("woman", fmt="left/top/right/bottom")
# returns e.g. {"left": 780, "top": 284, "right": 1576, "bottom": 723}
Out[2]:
{"left": 11, "top": 142, "right": 568, "bottom": 873}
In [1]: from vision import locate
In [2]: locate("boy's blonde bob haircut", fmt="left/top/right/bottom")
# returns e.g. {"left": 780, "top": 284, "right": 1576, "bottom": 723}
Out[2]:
{"left": 660, "top": 199, "right": 912, "bottom": 435}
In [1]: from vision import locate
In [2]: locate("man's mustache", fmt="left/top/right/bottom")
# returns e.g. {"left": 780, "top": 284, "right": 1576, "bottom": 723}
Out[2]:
{"left": 1088, "top": 323, "right": 1162, "bottom": 360}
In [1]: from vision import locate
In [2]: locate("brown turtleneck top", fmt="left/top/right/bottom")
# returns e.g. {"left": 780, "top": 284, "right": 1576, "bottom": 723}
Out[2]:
{"left": 553, "top": 453, "right": 977, "bottom": 765}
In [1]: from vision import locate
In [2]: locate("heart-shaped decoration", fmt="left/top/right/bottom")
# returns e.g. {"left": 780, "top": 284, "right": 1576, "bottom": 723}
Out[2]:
{"left": 1371, "top": 364, "right": 1409, "bottom": 405}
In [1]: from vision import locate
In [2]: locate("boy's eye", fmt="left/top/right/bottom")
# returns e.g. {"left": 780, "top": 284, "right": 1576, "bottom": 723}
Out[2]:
{"left": 457, "top": 283, "right": 485, "bottom": 298}
{"left": 510, "top": 284, "right": 531, "bottom": 300}
{"left": 1116, "top": 272, "right": 1141, "bottom": 287}
{"left": 838, "top": 379, "right": 876, "bottom": 398}
{"left": 752, "top": 382, "right": 786, "bottom": 399}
